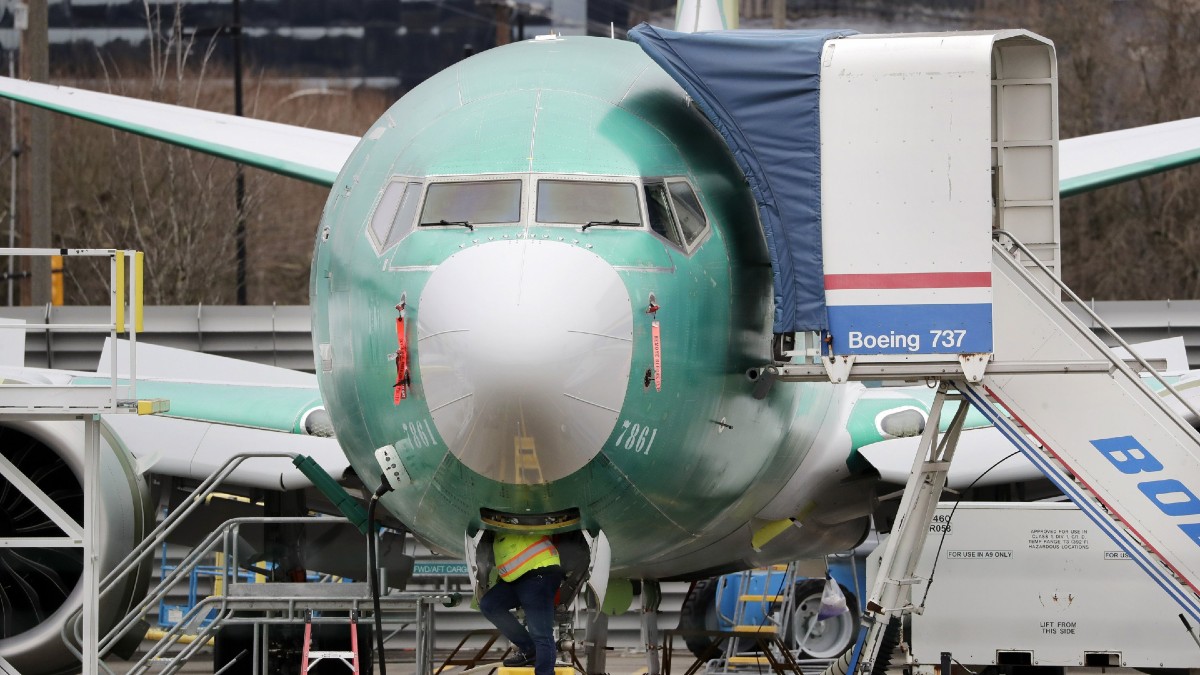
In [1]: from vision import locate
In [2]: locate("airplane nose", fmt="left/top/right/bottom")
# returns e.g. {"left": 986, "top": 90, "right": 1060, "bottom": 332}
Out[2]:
{"left": 417, "top": 239, "right": 633, "bottom": 484}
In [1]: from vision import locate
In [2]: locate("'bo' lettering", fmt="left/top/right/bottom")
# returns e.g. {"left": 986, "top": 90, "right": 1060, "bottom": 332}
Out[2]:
{"left": 1138, "top": 479, "right": 1200, "bottom": 517}
{"left": 1180, "top": 522, "right": 1200, "bottom": 548}
{"left": 1090, "top": 435, "right": 1164, "bottom": 474}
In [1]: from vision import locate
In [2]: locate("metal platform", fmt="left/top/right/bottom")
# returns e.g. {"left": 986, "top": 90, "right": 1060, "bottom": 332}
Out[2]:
{"left": 0, "top": 249, "right": 161, "bottom": 675}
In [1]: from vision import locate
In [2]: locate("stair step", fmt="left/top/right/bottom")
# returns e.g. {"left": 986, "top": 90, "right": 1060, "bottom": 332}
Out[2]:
{"left": 731, "top": 625, "right": 778, "bottom": 633}
{"left": 307, "top": 651, "right": 356, "bottom": 659}
{"left": 728, "top": 656, "right": 772, "bottom": 665}
{"left": 738, "top": 594, "right": 784, "bottom": 603}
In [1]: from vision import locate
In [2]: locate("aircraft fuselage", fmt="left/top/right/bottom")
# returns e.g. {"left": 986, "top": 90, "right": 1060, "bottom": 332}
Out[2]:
{"left": 311, "top": 36, "right": 864, "bottom": 578}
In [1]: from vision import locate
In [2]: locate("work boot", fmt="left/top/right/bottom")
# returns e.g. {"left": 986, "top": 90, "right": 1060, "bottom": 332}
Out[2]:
{"left": 502, "top": 650, "right": 536, "bottom": 667}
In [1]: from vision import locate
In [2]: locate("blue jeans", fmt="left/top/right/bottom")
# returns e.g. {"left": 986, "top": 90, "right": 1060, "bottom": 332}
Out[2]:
{"left": 479, "top": 566, "right": 563, "bottom": 675}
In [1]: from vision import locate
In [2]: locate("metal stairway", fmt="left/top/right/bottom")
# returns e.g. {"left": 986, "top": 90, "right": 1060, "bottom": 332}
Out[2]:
{"left": 777, "top": 237, "right": 1200, "bottom": 624}
{"left": 770, "top": 237, "right": 1200, "bottom": 675}
{"left": 707, "top": 564, "right": 797, "bottom": 673}
{"left": 960, "top": 238, "right": 1200, "bottom": 621}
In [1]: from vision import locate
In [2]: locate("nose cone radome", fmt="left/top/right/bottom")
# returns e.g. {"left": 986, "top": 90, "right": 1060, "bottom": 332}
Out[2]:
{"left": 417, "top": 240, "right": 633, "bottom": 484}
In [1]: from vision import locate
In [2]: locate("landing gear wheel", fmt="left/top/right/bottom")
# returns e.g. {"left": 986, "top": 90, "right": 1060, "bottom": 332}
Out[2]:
{"left": 678, "top": 578, "right": 723, "bottom": 660}
{"left": 789, "top": 580, "right": 860, "bottom": 659}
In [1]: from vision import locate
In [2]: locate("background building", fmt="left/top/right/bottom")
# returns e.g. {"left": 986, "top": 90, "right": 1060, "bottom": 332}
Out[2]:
{"left": 0, "top": 0, "right": 680, "bottom": 94}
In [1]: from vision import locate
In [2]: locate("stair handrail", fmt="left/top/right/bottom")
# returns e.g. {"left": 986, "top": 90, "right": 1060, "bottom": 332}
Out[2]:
{"left": 61, "top": 514, "right": 352, "bottom": 666}
{"left": 993, "top": 229, "right": 1200, "bottom": 423}
{"left": 59, "top": 452, "right": 364, "bottom": 664}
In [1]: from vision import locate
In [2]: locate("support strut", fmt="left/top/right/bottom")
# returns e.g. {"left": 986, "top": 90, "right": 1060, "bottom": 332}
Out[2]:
{"left": 853, "top": 381, "right": 969, "bottom": 675}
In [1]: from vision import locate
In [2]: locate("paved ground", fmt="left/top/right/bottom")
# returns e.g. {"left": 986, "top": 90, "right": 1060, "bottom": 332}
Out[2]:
{"left": 104, "top": 648, "right": 668, "bottom": 674}
{"left": 100, "top": 650, "right": 1163, "bottom": 675}
{"left": 97, "top": 639, "right": 1166, "bottom": 675}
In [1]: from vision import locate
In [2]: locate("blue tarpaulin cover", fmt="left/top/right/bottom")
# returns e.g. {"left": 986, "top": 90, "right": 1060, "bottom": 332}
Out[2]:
{"left": 627, "top": 24, "right": 856, "bottom": 333}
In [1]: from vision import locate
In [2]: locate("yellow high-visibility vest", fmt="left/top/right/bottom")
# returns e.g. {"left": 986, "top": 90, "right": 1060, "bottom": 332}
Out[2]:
{"left": 493, "top": 533, "right": 560, "bottom": 582}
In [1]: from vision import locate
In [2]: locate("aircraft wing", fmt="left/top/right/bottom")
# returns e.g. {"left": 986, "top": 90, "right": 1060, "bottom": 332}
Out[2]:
{"left": 0, "top": 76, "right": 357, "bottom": 186}
{"left": 0, "top": 76, "right": 1197, "bottom": 195}
{"left": 859, "top": 427, "right": 1040, "bottom": 489}
{"left": 103, "top": 413, "right": 347, "bottom": 491}
{"left": 1, "top": 333, "right": 347, "bottom": 490}
{"left": 97, "top": 341, "right": 346, "bottom": 489}
{"left": 853, "top": 338, "right": 1200, "bottom": 490}
{"left": 860, "top": 372, "right": 1200, "bottom": 489}
{"left": 1059, "top": 117, "right": 1200, "bottom": 196}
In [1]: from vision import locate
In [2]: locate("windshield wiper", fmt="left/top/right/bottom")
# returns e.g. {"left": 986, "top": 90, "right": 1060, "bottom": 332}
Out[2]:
{"left": 582, "top": 219, "right": 638, "bottom": 231}
{"left": 421, "top": 219, "right": 474, "bottom": 231}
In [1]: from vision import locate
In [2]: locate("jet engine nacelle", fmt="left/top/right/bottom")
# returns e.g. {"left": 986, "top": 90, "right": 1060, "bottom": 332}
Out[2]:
{"left": 0, "top": 419, "right": 154, "bottom": 675}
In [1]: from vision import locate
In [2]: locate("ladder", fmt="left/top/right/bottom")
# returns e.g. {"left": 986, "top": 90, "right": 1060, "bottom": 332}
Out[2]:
{"left": 708, "top": 564, "right": 797, "bottom": 673}
{"left": 301, "top": 609, "right": 361, "bottom": 674}
{"left": 514, "top": 434, "right": 544, "bottom": 484}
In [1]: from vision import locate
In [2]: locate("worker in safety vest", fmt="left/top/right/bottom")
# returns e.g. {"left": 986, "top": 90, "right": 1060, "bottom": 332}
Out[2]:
{"left": 479, "top": 532, "right": 563, "bottom": 675}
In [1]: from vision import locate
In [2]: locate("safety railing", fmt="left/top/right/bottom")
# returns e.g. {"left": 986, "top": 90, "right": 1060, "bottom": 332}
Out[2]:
{"left": 58, "top": 451, "right": 450, "bottom": 675}
{"left": 992, "top": 229, "right": 1200, "bottom": 422}
{"left": 0, "top": 248, "right": 161, "bottom": 414}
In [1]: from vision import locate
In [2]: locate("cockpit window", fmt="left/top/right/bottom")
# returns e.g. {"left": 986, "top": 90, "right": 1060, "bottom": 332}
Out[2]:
{"left": 369, "top": 179, "right": 424, "bottom": 252}
{"left": 386, "top": 182, "right": 422, "bottom": 248}
{"left": 369, "top": 181, "right": 406, "bottom": 248}
{"left": 537, "top": 180, "right": 641, "bottom": 227}
{"left": 419, "top": 180, "right": 522, "bottom": 226}
{"left": 644, "top": 182, "right": 684, "bottom": 247}
{"left": 668, "top": 181, "right": 707, "bottom": 245}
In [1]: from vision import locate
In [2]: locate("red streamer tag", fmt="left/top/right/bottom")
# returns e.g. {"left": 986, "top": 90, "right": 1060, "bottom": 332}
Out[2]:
{"left": 652, "top": 320, "right": 662, "bottom": 392}
{"left": 394, "top": 315, "right": 409, "bottom": 403}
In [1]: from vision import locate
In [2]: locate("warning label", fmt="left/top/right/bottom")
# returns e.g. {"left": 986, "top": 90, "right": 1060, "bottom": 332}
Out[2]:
{"left": 946, "top": 549, "right": 1013, "bottom": 560}
{"left": 1028, "top": 528, "right": 1091, "bottom": 550}
{"left": 1039, "top": 620, "right": 1078, "bottom": 636}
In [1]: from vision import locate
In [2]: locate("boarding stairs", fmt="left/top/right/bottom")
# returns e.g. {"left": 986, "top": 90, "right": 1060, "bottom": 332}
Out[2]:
{"left": 963, "top": 236, "right": 1200, "bottom": 621}
{"left": 626, "top": 24, "right": 1200, "bottom": 674}
{"left": 774, "top": 235, "right": 1200, "bottom": 675}
{"left": 776, "top": 235, "right": 1200, "bottom": 624}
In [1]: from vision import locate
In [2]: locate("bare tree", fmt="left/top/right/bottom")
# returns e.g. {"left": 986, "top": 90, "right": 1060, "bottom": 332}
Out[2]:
{"left": 49, "top": 3, "right": 241, "bottom": 304}
{"left": 13, "top": 2, "right": 391, "bottom": 305}
{"left": 980, "top": 0, "right": 1200, "bottom": 301}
